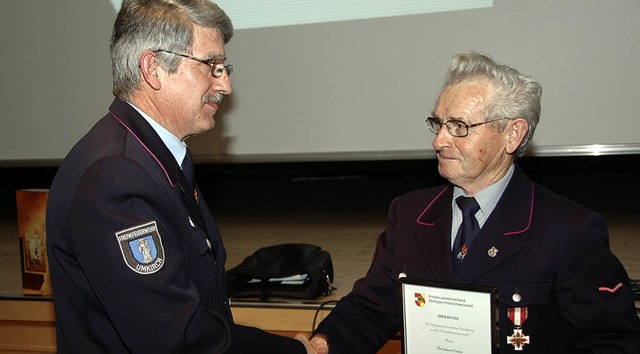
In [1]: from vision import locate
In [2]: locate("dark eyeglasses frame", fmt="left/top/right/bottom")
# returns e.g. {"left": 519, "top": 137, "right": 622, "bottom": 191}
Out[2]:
{"left": 154, "top": 49, "right": 233, "bottom": 78}
{"left": 425, "top": 116, "right": 509, "bottom": 137}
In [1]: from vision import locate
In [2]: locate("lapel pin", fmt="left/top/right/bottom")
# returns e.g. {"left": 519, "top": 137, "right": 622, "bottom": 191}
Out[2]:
{"left": 488, "top": 246, "right": 499, "bottom": 258}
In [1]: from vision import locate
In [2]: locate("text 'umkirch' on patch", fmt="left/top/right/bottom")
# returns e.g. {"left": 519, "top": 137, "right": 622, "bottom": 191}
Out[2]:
{"left": 116, "top": 221, "right": 165, "bottom": 274}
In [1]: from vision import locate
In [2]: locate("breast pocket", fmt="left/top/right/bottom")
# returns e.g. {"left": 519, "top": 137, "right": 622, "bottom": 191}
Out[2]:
{"left": 187, "top": 222, "right": 212, "bottom": 257}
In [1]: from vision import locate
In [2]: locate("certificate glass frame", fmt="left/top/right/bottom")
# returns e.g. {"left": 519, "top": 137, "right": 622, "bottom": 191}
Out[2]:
{"left": 400, "top": 278, "right": 497, "bottom": 354}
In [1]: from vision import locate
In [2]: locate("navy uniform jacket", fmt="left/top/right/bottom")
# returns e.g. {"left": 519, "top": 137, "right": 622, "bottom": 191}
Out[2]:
{"left": 46, "top": 99, "right": 305, "bottom": 353}
{"left": 315, "top": 166, "right": 640, "bottom": 353}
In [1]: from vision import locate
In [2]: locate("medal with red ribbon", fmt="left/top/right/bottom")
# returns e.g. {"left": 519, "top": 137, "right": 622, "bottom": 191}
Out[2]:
{"left": 507, "top": 307, "right": 530, "bottom": 350}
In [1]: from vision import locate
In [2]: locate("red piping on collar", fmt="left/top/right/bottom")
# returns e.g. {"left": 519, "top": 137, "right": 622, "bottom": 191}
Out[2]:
{"left": 414, "top": 181, "right": 534, "bottom": 236}
{"left": 110, "top": 110, "right": 177, "bottom": 188}
{"left": 503, "top": 181, "right": 534, "bottom": 236}
{"left": 416, "top": 185, "right": 450, "bottom": 226}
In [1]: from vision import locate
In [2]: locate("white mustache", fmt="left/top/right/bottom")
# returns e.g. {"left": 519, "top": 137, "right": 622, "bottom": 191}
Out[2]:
{"left": 206, "top": 93, "right": 224, "bottom": 105}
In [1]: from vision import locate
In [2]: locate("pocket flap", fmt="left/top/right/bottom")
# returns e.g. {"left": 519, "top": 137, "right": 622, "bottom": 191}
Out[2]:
{"left": 499, "top": 280, "right": 551, "bottom": 307}
{"left": 189, "top": 227, "right": 211, "bottom": 256}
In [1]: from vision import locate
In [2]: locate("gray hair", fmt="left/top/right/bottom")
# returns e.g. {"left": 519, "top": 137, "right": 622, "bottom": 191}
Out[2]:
{"left": 111, "top": 0, "right": 233, "bottom": 100}
{"left": 444, "top": 52, "right": 542, "bottom": 157}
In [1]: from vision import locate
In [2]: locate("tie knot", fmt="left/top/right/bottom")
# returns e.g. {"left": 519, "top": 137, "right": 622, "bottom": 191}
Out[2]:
{"left": 456, "top": 196, "right": 480, "bottom": 218}
{"left": 182, "top": 148, "right": 193, "bottom": 166}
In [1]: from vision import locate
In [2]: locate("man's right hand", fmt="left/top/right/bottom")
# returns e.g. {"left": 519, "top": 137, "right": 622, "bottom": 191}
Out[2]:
{"left": 309, "top": 336, "right": 329, "bottom": 354}
{"left": 294, "top": 334, "right": 329, "bottom": 354}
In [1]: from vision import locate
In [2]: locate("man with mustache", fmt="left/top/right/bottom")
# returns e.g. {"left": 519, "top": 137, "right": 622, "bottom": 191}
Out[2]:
{"left": 46, "top": 1, "right": 315, "bottom": 353}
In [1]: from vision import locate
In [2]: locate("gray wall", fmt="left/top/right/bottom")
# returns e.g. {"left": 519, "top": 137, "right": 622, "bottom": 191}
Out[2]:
{"left": 2, "top": 0, "right": 639, "bottom": 165}
{"left": 1, "top": 0, "right": 114, "bottom": 164}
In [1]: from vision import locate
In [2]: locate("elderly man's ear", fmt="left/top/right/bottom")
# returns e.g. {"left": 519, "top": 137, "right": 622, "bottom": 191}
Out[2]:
{"left": 505, "top": 118, "right": 528, "bottom": 155}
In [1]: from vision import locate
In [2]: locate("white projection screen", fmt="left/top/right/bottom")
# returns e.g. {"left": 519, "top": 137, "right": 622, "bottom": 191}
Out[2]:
{"left": 2, "top": 0, "right": 640, "bottom": 165}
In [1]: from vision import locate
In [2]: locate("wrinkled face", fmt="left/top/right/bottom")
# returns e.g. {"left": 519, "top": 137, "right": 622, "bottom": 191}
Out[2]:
{"left": 158, "top": 25, "right": 232, "bottom": 140}
{"left": 432, "top": 80, "right": 514, "bottom": 194}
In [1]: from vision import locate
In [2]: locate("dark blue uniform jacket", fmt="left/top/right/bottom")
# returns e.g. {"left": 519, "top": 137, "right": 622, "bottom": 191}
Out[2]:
{"left": 47, "top": 99, "right": 305, "bottom": 353}
{"left": 315, "top": 165, "right": 640, "bottom": 353}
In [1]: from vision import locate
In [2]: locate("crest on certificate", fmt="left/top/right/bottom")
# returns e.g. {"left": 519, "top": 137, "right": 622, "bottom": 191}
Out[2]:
{"left": 414, "top": 293, "right": 426, "bottom": 307}
{"left": 116, "top": 221, "right": 165, "bottom": 274}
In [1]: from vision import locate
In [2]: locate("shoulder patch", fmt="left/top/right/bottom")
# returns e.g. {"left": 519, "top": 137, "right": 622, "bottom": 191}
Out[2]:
{"left": 116, "top": 221, "right": 165, "bottom": 274}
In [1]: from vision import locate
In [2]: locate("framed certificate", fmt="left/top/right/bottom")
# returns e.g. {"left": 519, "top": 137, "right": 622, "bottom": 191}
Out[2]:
{"left": 400, "top": 278, "right": 497, "bottom": 354}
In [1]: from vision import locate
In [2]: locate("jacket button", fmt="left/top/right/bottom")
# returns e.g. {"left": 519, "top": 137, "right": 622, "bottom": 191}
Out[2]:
{"left": 512, "top": 293, "right": 522, "bottom": 303}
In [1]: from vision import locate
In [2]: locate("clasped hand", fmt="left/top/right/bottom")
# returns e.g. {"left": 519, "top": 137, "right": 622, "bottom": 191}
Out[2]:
{"left": 295, "top": 333, "right": 329, "bottom": 354}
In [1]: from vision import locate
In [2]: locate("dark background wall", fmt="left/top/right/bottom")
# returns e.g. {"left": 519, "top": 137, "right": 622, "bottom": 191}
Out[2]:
{"left": 2, "top": 155, "right": 638, "bottom": 224}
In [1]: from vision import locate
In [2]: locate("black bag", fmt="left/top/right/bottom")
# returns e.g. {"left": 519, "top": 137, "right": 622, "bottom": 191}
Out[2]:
{"left": 226, "top": 243, "right": 334, "bottom": 300}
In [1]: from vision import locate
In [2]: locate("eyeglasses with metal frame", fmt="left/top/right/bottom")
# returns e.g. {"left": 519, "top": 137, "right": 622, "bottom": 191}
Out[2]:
{"left": 425, "top": 116, "right": 509, "bottom": 137}
{"left": 154, "top": 49, "right": 233, "bottom": 78}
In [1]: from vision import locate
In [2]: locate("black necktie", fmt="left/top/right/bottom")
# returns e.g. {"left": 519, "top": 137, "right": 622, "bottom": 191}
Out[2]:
{"left": 181, "top": 147, "right": 195, "bottom": 191}
{"left": 452, "top": 196, "right": 480, "bottom": 266}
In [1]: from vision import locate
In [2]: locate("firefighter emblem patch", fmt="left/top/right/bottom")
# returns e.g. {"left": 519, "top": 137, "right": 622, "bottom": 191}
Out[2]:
{"left": 116, "top": 221, "right": 165, "bottom": 274}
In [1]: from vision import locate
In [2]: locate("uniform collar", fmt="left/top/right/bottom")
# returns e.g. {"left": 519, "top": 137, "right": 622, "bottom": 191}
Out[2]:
{"left": 108, "top": 98, "right": 208, "bottom": 232}
{"left": 126, "top": 101, "right": 188, "bottom": 167}
{"left": 108, "top": 98, "right": 181, "bottom": 188}
{"left": 417, "top": 165, "right": 533, "bottom": 236}
{"left": 452, "top": 164, "right": 515, "bottom": 227}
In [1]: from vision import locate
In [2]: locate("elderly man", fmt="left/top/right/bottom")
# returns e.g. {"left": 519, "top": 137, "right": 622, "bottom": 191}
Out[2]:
{"left": 46, "top": 1, "right": 314, "bottom": 353}
{"left": 309, "top": 52, "right": 640, "bottom": 353}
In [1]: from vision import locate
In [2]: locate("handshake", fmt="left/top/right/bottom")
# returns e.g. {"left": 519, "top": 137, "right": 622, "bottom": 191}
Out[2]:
{"left": 295, "top": 334, "right": 329, "bottom": 354}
